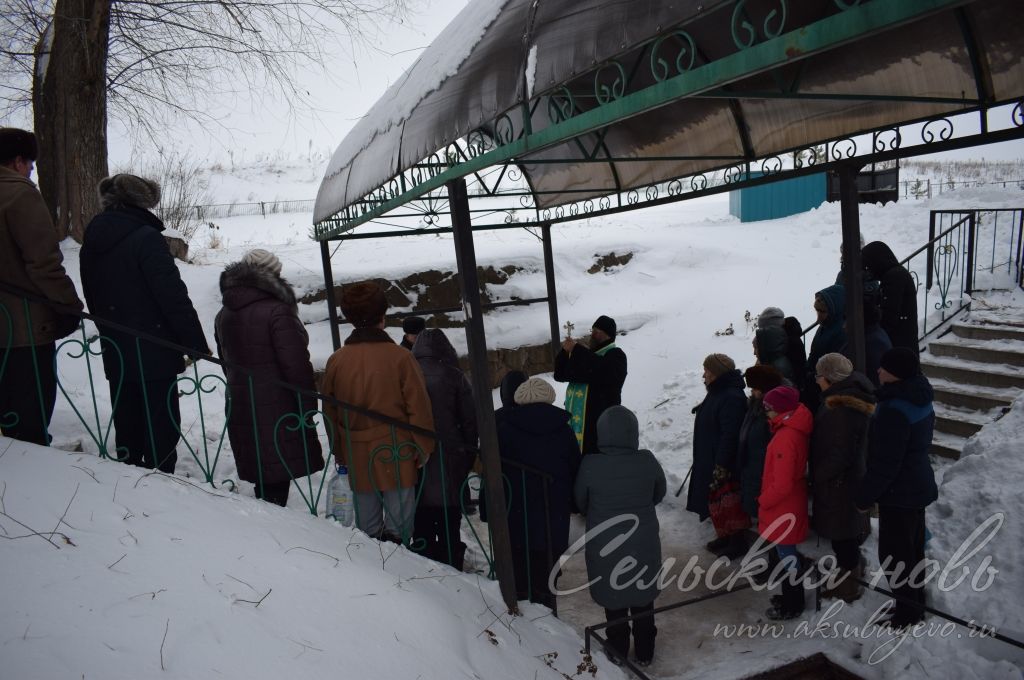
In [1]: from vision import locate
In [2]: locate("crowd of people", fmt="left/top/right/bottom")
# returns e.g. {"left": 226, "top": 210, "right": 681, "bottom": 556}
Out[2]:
{"left": 2, "top": 126, "right": 939, "bottom": 667}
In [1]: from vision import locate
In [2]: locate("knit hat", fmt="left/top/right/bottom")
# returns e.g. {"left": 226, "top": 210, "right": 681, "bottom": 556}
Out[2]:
{"left": 879, "top": 347, "right": 920, "bottom": 380}
{"left": 763, "top": 385, "right": 800, "bottom": 414}
{"left": 514, "top": 377, "right": 556, "bottom": 406}
{"left": 98, "top": 173, "right": 161, "bottom": 209}
{"left": 402, "top": 316, "right": 426, "bottom": 335}
{"left": 703, "top": 353, "right": 735, "bottom": 378}
{"left": 592, "top": 315, "right": 617, "bottom": 338}
{"left": 757, "top": 307, "right": 785, "bottom": 329}
{"left": 816, "top": 353, "right": 853, "bottom": 384}
{"left": 340, "top": 281, "right": 388, "bottom": 328}
{"left": 743, "top": 365, "right": 784, "bottom": 393}
{"left": 242, "top": 248, "right": 283, "bottom": 276}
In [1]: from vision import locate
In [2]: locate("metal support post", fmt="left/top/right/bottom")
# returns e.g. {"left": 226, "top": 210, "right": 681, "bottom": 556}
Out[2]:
{"left": 541, "top": 223, "right": 561, "bottom": 359}
{"left": 839, "top": 163, "right": 866, "bottom": 373}
{"left": 447, "top": 178, "right": 520, "bottom": 614}
{"left": 320, "top": 240, "right": 342, "bottom": 351}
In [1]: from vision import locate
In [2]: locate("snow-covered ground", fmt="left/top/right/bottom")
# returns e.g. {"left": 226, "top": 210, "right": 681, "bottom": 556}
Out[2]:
{"left": 3, "top": 175, "right": 1023, "bottom": 679}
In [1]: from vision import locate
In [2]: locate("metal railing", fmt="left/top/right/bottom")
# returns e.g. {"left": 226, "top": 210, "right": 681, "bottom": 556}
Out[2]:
{"left": 187, "top": 198, "right": 315, "bottom": 221}
{"left": 900, "top": 178, "right": 1024, "bottom": 200}
{"left": 0, "top": 281, "right": 556, "bottom": 584}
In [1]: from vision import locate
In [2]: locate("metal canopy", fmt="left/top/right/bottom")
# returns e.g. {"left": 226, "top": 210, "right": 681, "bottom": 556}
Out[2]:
{"left": 314, "top": 0, "right": 1024, "bottom": 238}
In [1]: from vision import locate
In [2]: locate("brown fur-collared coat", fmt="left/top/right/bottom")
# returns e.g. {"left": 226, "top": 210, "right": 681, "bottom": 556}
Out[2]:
{"left": 321, "top": 328, "right": 435, "bottom": 493}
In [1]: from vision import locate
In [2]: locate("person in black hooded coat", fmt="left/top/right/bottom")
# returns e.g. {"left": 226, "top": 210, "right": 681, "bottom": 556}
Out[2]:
{"left": 862, "top": 241, "right": 918, "bottom": 353}
{"left": 412, "top": 328, "right": 478, "bottom": 569}
{"left": 214, "top": 250, "right": 323, "bottom": 506}
{"left": 80, "top": 174, "right": 209, "bottom": 474}
{"left": 486, "top": 376, "right": 580, "bottom": 610}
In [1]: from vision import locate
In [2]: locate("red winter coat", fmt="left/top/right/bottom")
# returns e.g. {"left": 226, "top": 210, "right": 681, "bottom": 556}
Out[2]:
{"left": 757, "top": 403, "right": 813, "bottom": 545}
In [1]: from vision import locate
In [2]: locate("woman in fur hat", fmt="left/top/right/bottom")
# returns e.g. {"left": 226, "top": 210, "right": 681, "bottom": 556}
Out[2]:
{"left": 79, "top": 174, "right": 209, "bottom": 473}
{"left": 214, "top": 249, "right": 324, "bottom": 506}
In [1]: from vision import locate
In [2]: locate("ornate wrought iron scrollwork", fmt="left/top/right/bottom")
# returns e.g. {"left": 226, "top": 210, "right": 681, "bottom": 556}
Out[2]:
{"left": 731, "top": 0, "right": 788, "bottom": 50}
{"left": 932, "top": 243, "right": 958, "bottom": 310}
{"left": 645, "top": 185, "right": 659, "bottom": 202}
{"left": 554, "top": 205, "right": 565, "bottom": 219}
{"left": 422, "top": 210, "right": 440, "bottom": 226}
{"left": 466, "top": 129, "right": 490, "bottom": 157}
{"left": 494, "top": 115, "right": 516, "bottom": 146}
{"left": 582, "top": 199, "right": 595, "bottom": 213}
{"left": 830, "top": 138, "right": 857, "bottom": 160}
{"left": 667, "top": 179, "right": 683, "bottom": 196}
{"left": 1013, "top": 101, "right": 1024, "bottom": 127}
{"left": 921, "top": 118, "right": 954, "bottom": 144}
{"left": 626, "top": 189, "right": 640, "bottom": 205}
{"left": 547, "top": 87, "right": 576, "bottom": 123}
{"left": 650, "top": 31, "right": 697, "bottom": 82}
{"left": 594, "top": 61, "right": 627, "bottom": 105}
{"left": 724, "top": 165, "right": 745, "bottom": 184}
{"left": 691, "top": 174, "right": 708, "bottom": 191}
{"left": 174, "top": 370, "right": 231, "bottom": 484}
{"left": 599, "top": 196, "right": 612, "bottom": 210}
{"left": 873, "top": 128, "right": 901, "bottom": 152}
{"left": 761, "top": 156, "right": 783, "bottom": 175}
{"left": 569, "top": 202, "right": 580, "bottom": 217}
{"left": 541, "top": 208, "right": 552, "bottom": 221}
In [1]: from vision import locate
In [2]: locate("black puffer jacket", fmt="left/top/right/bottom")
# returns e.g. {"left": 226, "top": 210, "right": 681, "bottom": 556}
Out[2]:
{"left": 856, "top": 374, "right": 937, "bottom": 510}
{"left": 413, "top": 329, "right": 478, "bottom": 508}
{"left": 687, "top": 369, "right": 747, "bottom": 520}
{"left": 215, "top": 261, "right": 323, "bottom": 485}
{"left": 755, "top": 326, "right": 795, "bottom": 382}
{"left": 862, "top": 242, "right": 918, "bottom": 352}
{"left": 810, "top": 373, "right": 875, "bottom": 540}
{"left": 80, "top": 206, "right": 209, "bottom": 382}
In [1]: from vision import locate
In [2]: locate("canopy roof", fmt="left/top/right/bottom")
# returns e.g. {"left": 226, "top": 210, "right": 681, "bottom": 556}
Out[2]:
{"left": 314, "top": 0, "right": 1024, "bottom": 238}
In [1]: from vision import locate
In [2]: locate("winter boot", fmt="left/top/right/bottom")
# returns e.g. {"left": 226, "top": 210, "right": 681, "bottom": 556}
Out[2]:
{"left": 765, "top": 578, "right": 805, "bottom": 621}
{"left": 705, "top": 534, "right": 732, "bottom": 555}
{"left": 832, "top": 566, "right": 864, "bottom": 603}
{"left": 719, "top": 531, "right": 750, "bottom": 560}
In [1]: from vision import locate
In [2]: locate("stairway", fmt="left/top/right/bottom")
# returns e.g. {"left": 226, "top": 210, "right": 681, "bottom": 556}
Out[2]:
{"left": 922, "top": 315, "right": 1024, "bottom": 459}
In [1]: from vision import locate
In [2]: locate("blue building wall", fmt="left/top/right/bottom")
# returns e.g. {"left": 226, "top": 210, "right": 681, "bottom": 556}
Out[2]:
{"left": 729, "top": 172, "right": 827, "bottom": 223}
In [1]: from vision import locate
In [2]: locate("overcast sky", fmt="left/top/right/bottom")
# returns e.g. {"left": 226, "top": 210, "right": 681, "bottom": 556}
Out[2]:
{"left": 99, "top": 0, "right": 1020, "bottom": 169}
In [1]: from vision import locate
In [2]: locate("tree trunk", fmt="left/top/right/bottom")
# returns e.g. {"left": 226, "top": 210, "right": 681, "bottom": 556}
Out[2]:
{"left": 33, "top": 0, "right": 111, "bottom": 244}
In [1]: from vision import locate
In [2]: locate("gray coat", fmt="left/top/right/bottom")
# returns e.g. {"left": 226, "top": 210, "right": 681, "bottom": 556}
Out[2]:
{"left": 574, "top": 406, "right": 666, "bottom": 610}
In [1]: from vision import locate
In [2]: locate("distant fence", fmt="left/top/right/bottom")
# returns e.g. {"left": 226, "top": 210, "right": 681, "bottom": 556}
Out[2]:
{"left": 187, "top": 199, "right": 316, "bottom": 221}
{"left": 900, "top": 178, "right": 1024, "bottom": 200}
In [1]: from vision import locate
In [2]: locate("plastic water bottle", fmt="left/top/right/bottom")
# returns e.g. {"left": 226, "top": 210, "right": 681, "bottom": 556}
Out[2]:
{"left": 326, "top": 465, "right": 354, "bottom": 527}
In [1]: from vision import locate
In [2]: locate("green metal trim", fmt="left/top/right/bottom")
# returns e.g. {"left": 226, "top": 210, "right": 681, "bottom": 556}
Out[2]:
{"left": 315, "top": 0, "right": 965, "bottom": 240}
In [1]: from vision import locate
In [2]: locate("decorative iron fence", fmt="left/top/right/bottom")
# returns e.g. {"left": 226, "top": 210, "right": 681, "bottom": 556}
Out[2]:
{"left": 188, "top": 198, "right": 316, "bottom": 221}
{"left": 900, "top": 178, "right": 1024, "bottom": 200}
{"left": 0, "top": 282, "right": 556, "bottom": 583}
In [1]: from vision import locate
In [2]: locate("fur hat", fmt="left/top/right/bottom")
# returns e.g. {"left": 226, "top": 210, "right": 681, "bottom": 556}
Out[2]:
{"left": 816, "top": 353, "right": 853, "bottom": 384}
{"left": 98, "top": 173, "right": 161, "bottom": 209}
{"left": 514, "top": 377, "right": 556, "bottom": 406}
{"left": 703, "top": 353, "right": 735, "bottom": 378}
{"left": 592, "top": 315, "right": 617, "bottom": 338}
{"left": 0, "top": 127, "right": 37, "bottom": 164}
{"left": 880, "top": 347, "right": 920, "bottom": 380}
{"left": 763, "top": 386, "right": 800, "bottom": 414}
{"left": 757, "top": 307, "right": 785, "bottom": 329}
{"left": 340, "top": 281, "right": 388, "bottom": 328}
{"left": 402, "top": 316, "right": 426, "bottom": 335}
{"left": 743, "top": 365, "right": 784, "bottom": 393}
{"left": 241, "top": 248, "right": 282, "bottom": 276}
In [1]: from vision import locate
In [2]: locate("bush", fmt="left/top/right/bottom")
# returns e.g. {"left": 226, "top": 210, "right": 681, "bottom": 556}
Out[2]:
{"left": 148, "top": 152, "right": 211, "bottom": 245}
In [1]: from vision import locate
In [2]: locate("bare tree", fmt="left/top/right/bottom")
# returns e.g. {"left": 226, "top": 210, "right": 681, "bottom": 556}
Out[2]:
{"left": 1, "top": 0, "right": 407, "bottom": 242}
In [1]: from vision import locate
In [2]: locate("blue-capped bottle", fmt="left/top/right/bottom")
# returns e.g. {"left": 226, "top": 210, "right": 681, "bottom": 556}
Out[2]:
{"left": 326, "top": 465, "right": 354, "bottom": 527}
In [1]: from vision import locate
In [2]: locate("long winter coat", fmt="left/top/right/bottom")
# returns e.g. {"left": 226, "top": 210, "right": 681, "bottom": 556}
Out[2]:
{"left": 0, "top": 166, "right": 82, "bottom": 347}
{"left": 413, "top": 329, "right": 478, "bottom": 508}
{"left": 758, "top": 403, "right": 812, "bottom": 545}
{"left": 80, "top": 206, "right": 209, "bottom": 382}
{"left": 862, "top": 242, "right": 918, "bottom": 352}
{"left": 856, "top": 374, "right": 937, "bottom": 510}
{"left": 842, "top": 322, "right": 892, "bottom": 389}
{"left": 574, "top": 406, "right": 666, "bottom": 610}
{"left": 810, "top": 374, "right": 875, "bottom": 540}
{"left": 554, "top": 338, "right": 627, "bottom": 454}
{"left": 755, "top": 326, "right": 795, "bottom": 382}
{"left": 687, "top": 369, "right": 747, "bottom": 520}
{"left": 214, "top": 261, "right": 323, "bottom": 486}
{"left": 492, "top": 401, "right": 580, "bottom": 556}
{"left": 321, "top": 328, "right": 435, "bottom": 493}
{"left": 737, "top": 395, "right": 771, "bottom": 519}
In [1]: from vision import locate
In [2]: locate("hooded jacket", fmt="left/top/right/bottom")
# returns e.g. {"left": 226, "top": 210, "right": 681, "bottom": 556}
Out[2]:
{"left": 80, "top": 205, "right": 208, "bottom": 382}
{"left": 810, "top": 373, "right": 875, "bottom": 540}
{"left": 574, "top": 406, "right": 666, "bottom": 610}
{"left": 758, "top": 403, "right": 813, "bottom": 545}
{"left": 755, "top": 326, "right": 795, "bottom": 382}
{"left": 687, "top": 368, "right": 747, "bottom": 520}
{"left": 861, "top": 242, "right": 919, "bottom": 352}
{"left": 214, "top": 261, "right": 323, "bottom": 485}
{"left": 0, "top": 165, "right": 83, "bottom": 347}
{"left": 808, "top": 284, "right": 847, "bottom": 375}
{"left": 412, "top": 329, "right": 478, "bottom": 508}
{"left": 857, "top": 374, "right": 937, "bottom": 509}
{"left": 492, "top": 399, "right": 580, "bottom": 557}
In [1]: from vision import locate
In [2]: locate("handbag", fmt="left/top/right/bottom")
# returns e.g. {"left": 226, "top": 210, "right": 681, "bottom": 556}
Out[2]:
{"left": 708, "top": 480, "right": 751, "bottom": 538}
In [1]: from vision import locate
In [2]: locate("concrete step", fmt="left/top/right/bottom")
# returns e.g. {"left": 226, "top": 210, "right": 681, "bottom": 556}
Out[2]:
{"left": 933, "top": 404, "right": 992, "bottom": 438}
{"left": 952, "top": 322, "right": 1024, "bottom": 342}
{"left": 931, "top": 431, "right": 967, "bottom": 460}
{"left": 931, "top": 383, "right": 1016, "bottom": 411}
{"left": 921, "top": 357, "right": 1024, "bottom": 389}
{"left": 927, "top": 339, "right": 1024, "bottom": 367}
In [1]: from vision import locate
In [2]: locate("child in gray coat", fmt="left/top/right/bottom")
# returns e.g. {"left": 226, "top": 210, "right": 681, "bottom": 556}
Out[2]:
{"left": 574, "top": 405, "right": 666, "bottom": 667}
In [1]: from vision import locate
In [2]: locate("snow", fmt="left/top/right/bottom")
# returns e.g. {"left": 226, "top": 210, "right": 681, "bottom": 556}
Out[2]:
{"left": 4, "top": 173, "right": 1024, "bottom": 678}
